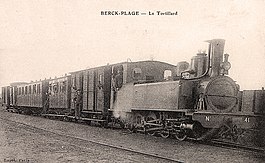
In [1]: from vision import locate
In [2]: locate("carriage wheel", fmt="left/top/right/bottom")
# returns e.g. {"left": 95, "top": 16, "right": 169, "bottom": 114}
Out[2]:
{"left": 100, "top": 121, "right": 108, "bottom": 128}
{"left": 63, "top": 116, "right": 68, "bottom": 121}
{"left": 174, "top": 130, "right": 187, "bottom": 141}
{"left": 86, "top": 121, "right": 91, "bottom": 125}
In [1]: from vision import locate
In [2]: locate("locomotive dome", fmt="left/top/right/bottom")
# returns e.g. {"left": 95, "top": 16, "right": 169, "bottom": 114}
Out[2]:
{"left": 204, "top": 76, "right": 238, "bottom": 112}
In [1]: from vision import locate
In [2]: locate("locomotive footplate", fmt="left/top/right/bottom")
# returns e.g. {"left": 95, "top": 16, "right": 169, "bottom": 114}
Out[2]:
{"left": 192, "top": 112, "right": 264, "bottom": 129}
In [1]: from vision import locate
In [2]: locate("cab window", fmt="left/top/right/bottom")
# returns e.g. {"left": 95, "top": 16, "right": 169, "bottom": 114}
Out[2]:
{"left": 164, "top": 70, "right": 172, "bottom": 80}
{"left": 133, "top": 68, "right": 142, "bottom": 79}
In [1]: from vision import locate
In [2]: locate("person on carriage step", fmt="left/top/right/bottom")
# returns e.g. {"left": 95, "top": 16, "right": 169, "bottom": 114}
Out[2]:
{"left": 74, "top": 89, "right": 82, "bottom": 119}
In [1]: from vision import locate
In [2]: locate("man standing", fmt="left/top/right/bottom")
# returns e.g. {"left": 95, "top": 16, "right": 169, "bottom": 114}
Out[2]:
{"left": 74, "top": 89, "right": 82, "bottom": 119}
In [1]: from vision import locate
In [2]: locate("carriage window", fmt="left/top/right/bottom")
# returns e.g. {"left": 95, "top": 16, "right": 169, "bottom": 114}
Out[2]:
{"left": 72, "top": 77, "right": 76, "bottom": 89}
{"left": 62, "top": 81, "right": 66, "bottom": 92}
{"left": 59, "top": 82, "right": 62, "bottom": 93}
{"left": 25, "top": 86, "right": 28, "bottom": 94}
{"left": 48, "top": 84, "right": 52, "bottom": 93}
{"left": 9, "top": 87, "right": 12, "bottom": 95}
{"left": 53, "top": 83, "right": 58, "bottom": 93}
{"left": 133, "top": 68, "right": 142, "bottom": 79}
{"left": 29, "top": 85, "right": 32, "bottom": 94}
{"left": 37, "top": 84, "right": 41, "bottom": 94}
{"left": 164, "top": 70, "right": 172, "bottom": 80}
{"left": 33, "top": 84, "right": 36, "bottom": 94}
{"left": 59, "top": 82, "right": 64, "bottom": 93}
{"left": 19, "top": 87, "right": 21, "bottom": 95}
{"left": 99, "top": 74, "right": 103, "bottom": 85}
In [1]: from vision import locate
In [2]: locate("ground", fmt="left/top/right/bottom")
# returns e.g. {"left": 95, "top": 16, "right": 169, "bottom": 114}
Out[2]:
{"left": 0, "top": 107, "right": 264, "bottom": 163}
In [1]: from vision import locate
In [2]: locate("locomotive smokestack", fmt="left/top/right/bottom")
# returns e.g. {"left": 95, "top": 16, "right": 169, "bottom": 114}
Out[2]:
{"left": 207, "top": 39, "right": 225, "bottom": 77}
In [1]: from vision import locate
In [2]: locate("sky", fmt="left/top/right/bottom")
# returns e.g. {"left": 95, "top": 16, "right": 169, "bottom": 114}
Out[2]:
{"left": 0, "top": 0, "right": 265, "bottom": 90}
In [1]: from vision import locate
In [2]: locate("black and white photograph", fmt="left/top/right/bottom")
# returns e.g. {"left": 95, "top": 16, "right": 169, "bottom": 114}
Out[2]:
{"left": 0, "top": 0, "right": 265, "bottom": 162}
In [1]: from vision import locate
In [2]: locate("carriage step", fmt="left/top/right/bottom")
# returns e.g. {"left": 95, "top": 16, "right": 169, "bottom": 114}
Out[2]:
{"left": 42, "top": 114, "right": 66, "bottom": 117}
{"left": 80, "top": 117, "right": 106, "bottom": 122}
{"left": 81, "top": 111, "right": 102, "bottom": 114}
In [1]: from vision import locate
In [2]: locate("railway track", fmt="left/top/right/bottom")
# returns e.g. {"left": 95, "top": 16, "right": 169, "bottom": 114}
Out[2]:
{"left": 0, "top": 116, "right": 184, "bottom": 163}
{"left": 127, "top": 127, "right": 265, "bottom": 153}
{"left": 121, "top": 123, "right": 265, "bottom": 153}
{"left": 210, "top": 139, "right": 265, "bottom": 153}
{"left": 2, "top": 109, "right": 264, "bottom": 159}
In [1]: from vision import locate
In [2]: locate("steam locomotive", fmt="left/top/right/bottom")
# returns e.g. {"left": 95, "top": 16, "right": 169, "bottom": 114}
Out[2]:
{"left": 2, "top": 39, "right": 265, "bottom": 147}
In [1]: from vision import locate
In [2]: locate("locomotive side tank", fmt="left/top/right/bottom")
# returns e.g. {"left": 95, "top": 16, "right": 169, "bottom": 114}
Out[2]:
{"left": 132, "top": 80, "right": 194, "bottom": 111}
{"left": 111, "top": 61, "right": 177, "bottom": 114}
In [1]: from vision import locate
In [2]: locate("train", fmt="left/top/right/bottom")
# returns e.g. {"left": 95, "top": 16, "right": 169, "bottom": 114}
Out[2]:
{"left": 2, "top": 39, "right": 265, "bottom": 147}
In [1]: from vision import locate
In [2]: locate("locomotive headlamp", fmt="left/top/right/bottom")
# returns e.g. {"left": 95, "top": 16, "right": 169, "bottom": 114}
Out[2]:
{"left": 220, "top": 53, "right": 231, "bottom": 75}
{"left": 222, "top": 53, "right": 231, "bottom": 70}
{"left": 222, "top": 62, "right": 231, "bottom": 70}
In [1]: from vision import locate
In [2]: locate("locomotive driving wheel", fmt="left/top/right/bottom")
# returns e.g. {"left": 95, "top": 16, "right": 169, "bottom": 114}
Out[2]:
{"left": 231, "top": 125, "right": 243, "bottom": 142}
{"left": 134, "top": 113, "right": 146, "bottom": 133}
{"left": 147, "top": 129, "right": 156, "bottom": 136}
{"left": 134, "top": 113, "right": 144, "bottom": 129}
{"left": 160, "top": 129, "right": 170, "bottom": 138}
{"left": 127, "top": 123, "right": 136, "bottom": 133}
{"left": 146, "top": 112, "right": 158, "bottom": 136}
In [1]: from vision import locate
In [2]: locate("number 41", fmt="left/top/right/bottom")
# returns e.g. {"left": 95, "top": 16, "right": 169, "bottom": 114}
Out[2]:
{"left": 244, "top": 117, "right": 250, "bottom": 123}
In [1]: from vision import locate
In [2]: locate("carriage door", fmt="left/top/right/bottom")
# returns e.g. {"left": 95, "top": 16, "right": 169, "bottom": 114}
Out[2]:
{"left": 13, "top": 86, "right": 17, "bottom": 106}
{"left": 10, "top": 87, "right": 13, "bottom": 106}
{"left": 94, "top": 66, "right": 112, "bottom": 113}
{"left": 103, "top": 66, "right": 112, "bottom": 112}
{"left": 6, "top": 86, "right": 10, "bottom": 107}
{"left": 95, "top": 68, "right": 104, "bottom": 112}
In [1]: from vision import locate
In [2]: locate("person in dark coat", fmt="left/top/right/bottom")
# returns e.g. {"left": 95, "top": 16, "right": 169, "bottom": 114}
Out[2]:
{"left": 74, "top": 89, "right": 82, "bottom": 119}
